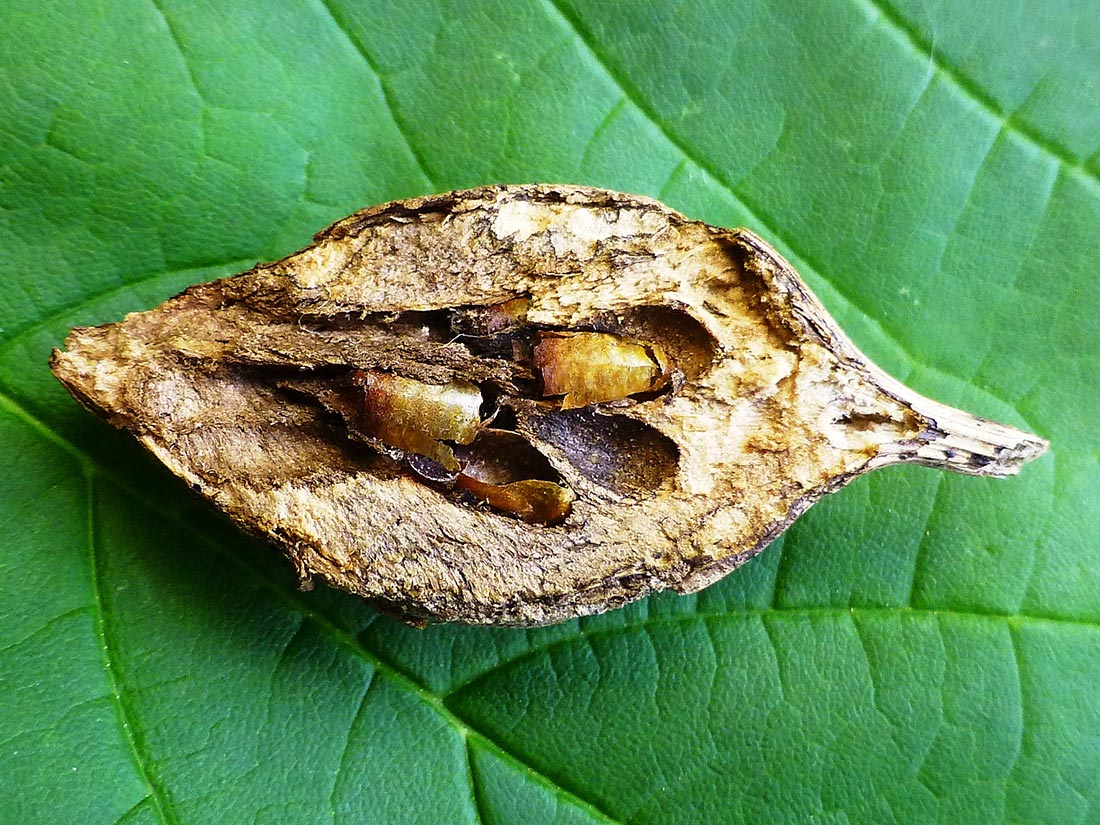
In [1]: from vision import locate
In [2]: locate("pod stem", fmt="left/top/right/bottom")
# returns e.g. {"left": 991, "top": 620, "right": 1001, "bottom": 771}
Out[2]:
{"left": 871, "top": 382, "right": 1049, "bottom": 477}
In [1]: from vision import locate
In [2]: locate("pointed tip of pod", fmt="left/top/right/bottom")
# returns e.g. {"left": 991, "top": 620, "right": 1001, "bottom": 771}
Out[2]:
{"left": 918, "top": 426, "right": 1049, "bottom": 478}
{"left": 873, "top": 402, "right": 1049, "bottom": 478}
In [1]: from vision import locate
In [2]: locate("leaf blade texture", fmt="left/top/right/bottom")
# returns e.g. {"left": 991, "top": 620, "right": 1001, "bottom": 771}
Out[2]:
{"left": 0, "top": 1, "right": 1096, "bottom": 823}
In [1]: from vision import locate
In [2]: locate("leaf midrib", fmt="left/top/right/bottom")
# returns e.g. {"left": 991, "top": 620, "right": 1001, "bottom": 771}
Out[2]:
{"left": 87, "top": 472, "right": 181, "bottom": 825}
{"left": 442, "top": 602, "right": 1097, "bottom": 702}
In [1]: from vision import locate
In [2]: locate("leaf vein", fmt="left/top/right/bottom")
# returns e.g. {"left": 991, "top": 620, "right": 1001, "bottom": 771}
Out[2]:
{"left": 146, "top": 0, "right": 203, "bottom": 102}
{"left": 463, "top": 736, "right": 487, "bottom": 825}
{"left": 87, "top": 473, "right": 181, "bottom": 825}
{"left": 329, "top": 670, "right": 376, "bottom": 825}
{"left": 1003, "top": 624, "right": 1027, "bottom": 814}
{"left": 0, "top": 605, "right": 91, "bottom": 656}
{"left": 310, "top": 0, "right": 436, "bottom": 191}
{"left": 579, "top": 98, "right": 628, "bottom": 173}
{"left": 445, "top": 607, "right": 1100, "bottom": 700}
{"left": 857, "top": 0, "right": 1100, "bottom": 190}
{"left": 0, "top": 258, "right": 256, "bottom": 355}
{"left": 904, "top": 468, "right": 948, "bottom": 609}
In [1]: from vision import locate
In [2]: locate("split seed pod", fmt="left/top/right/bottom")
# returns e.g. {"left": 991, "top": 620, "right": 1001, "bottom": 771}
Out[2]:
{"left": 50, "top": 185, "right": 1048, "bottom": 626}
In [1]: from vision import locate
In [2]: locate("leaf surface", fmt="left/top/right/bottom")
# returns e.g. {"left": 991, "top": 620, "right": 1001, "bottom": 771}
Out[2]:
{"left": 1, "top": 1, "right": 1096, "bottom": 823}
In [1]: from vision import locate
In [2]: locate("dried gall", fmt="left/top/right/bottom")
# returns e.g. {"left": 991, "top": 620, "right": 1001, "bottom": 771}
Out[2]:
{"left": 50, "top": 184, "right": 1048, "bottom": 626}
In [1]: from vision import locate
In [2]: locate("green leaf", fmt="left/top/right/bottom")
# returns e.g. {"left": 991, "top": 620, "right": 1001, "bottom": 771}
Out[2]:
{"left": 1, "top": 1, "right": 1096, "bottom": 822}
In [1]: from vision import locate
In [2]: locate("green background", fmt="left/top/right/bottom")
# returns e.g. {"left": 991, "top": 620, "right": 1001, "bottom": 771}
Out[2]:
{"left": 1, "top": 2, "right": 1097, "bottom": 823}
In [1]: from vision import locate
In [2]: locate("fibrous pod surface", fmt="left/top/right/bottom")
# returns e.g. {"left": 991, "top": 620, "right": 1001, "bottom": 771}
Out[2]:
{"left": 51, "top": 184, "right": 1047, "bottom": 626}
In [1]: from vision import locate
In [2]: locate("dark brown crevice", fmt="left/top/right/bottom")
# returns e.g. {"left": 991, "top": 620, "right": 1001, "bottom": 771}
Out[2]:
{"left": 420, "top": 430, "right": 575, "bottom": 525}
{"left": 296, "top": 308, "right": 455, "bottom": 342}
{"left": 524, "top": 407, "right": 680, "bottom": 497}
{"left": 454, "top": 429, "right": 562, "bottom": 485}
{"left": 449, "top": 297, "right": 531, "bottom": 338}
{"left": 404, "top": 453, "right": 460, "bottom": 483}
{"left": 833, "top": 410, "right": 908, "bottom": 431}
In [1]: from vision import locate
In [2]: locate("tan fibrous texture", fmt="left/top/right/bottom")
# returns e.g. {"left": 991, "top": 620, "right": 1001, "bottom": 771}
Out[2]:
{"left": 50, "top": 184, "right": 1048, "bottom": 626}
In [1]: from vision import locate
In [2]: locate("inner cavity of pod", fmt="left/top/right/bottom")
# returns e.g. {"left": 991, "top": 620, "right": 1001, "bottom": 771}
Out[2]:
{"left": 526, "top": 407, "right": 680, "bottom": 497}
{"left": 346, "top": 370, "right": 573, "bottom": 524}
{"left": 453, "top": 430, "right": 574, "bottom": 525}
